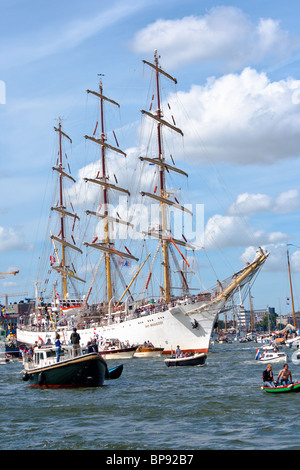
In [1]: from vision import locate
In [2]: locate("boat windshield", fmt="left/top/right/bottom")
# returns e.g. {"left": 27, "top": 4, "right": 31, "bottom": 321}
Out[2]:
{"left": 46, "top": 350, "right": 56, "bottom": 358}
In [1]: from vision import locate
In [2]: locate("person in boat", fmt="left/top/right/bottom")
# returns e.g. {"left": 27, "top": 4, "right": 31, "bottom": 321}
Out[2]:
{"left": 70, "top": 327, "right": 81, "bottom": 357}
{"left": 92, "top": 340, "right": 98, "bottom": 353}
{"left": 175, "top": 345, "right": 181, "bottom": 357}
{"left": 86, "top": 341, "right": 94, "bottom": 353}
{"left": 277, "top": 363, "right": 293, "bottom": 386}
{"left": 55, "top": 333, "right": 61, "bottom": 362}
{"left": 262, "top": 364, "right": 275, "bottom": 388}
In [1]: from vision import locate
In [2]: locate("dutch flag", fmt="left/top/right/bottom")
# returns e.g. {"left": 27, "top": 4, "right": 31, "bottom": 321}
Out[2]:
{"left": 255, "top": 348, "right": 260, "bottom": 360}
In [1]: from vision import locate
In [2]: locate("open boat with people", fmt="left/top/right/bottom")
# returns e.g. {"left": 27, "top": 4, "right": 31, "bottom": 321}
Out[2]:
{"left": 97, "top": 338, "right": 136, "bottom": 360}
{"left": 17, "top": 51, "right": 269, "bottom": 357}
{"left": 164, "top": 352, "right": 207, "bottom": 367}
{"left": 22, "top": 345, "right": 123, "bottom": 387}
{"left": 134, "top": 342, "right": 164, "bottom": 358}
{"left": 261, "top": 382, "right": 300, "bottom": 394}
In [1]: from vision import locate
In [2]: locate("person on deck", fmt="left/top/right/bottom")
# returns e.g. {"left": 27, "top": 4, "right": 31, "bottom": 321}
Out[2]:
{"left": 70, "top": 328, "right": 81, "bottom": 357}
{"left": 55, "top": 333, "right": 61, "bottom": 363}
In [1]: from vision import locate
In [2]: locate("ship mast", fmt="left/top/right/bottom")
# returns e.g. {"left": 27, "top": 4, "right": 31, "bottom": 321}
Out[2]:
{"left": 84, "top": 81, "right": 137, "bottom": 304}
{"left": 155, "top": 51, "right": 171, "bottom": 302}
{"left": 58, "top": 119, "right": 67, "bottom": 298}
{"left": 141, "top": 51, "right": 191, "bottom": 303}
{"left": 50, "top": 119, "right": 85, "bottom": 300}
{"left": 99, "top": 81, "right": 112, "bottom": 301}
{"left": 287, "top": 244, "right": 296, "bottom": 327}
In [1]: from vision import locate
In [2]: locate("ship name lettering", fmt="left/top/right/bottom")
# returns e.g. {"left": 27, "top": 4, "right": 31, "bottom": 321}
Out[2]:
{"left": 145, "top": 321, "right": 163, "bottom": 328}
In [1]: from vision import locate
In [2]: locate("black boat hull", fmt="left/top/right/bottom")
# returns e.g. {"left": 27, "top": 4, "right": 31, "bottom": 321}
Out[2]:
{"left": 22, "top": 353, "right": 107, "bottom": 387}
{"left": 165, "top": 353, "right": 207, "bottom": 367}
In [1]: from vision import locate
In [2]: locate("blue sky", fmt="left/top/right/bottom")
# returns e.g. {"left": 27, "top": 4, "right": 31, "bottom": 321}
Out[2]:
{"left": 1, "top": 0, "right": 300, "bottom": 315}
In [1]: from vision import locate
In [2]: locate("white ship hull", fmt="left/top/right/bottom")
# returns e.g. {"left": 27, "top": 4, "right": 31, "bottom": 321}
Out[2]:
{"left": 17, "top": 299, "right": 224, "bottom": 354}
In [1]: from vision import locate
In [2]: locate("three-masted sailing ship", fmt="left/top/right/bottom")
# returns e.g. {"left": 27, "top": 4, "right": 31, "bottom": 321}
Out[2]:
{"left": 17, "top": 51, "right": 269, "bottom": 353}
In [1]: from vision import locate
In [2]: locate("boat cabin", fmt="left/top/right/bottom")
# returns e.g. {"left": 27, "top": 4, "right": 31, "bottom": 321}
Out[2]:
{"left": 23, "top": 345, "right": 74, "bottom": 370}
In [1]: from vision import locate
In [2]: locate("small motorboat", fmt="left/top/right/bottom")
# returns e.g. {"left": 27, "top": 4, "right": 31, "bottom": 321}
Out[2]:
{"left": 257, "top": 350, "right": 288, "bottom": 363}
{"left": 22, "top": 345, "right": 123, "bottom": 387}
{"left": 134, "top": 343, "right": 164, "bottom": 358}
{"left": 97, "top": 338, "right": 137, "bottom": 360}
{"left": 216, "top": 334, "right": 232, "bottom": 344}
{"left": 164, "top": 352, "right": 207, "bottom": 367}
{"left": 261, "top": 382, "right": 300, "bottom": 394}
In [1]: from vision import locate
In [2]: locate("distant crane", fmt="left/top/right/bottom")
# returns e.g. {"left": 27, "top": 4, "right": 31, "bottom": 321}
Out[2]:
{"left": 0, "top": 270, "right": 19, "bottom": 278}
{"left": 0, "top": 292, "right": 28, "bottom": 307}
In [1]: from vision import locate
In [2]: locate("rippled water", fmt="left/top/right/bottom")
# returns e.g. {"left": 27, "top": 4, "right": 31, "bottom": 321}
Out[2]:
{"left": 1, "top": 341, "right": 300, "bottom": 450}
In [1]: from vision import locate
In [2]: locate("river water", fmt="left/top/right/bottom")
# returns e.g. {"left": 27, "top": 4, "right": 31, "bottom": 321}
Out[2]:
{"left": 1, "top": 340, "right": 300, "bottom": 451}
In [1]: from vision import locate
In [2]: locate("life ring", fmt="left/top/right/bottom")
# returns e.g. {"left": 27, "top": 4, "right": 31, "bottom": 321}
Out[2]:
{"left": 38, "top": 372, "right": 46, "bottom": 386}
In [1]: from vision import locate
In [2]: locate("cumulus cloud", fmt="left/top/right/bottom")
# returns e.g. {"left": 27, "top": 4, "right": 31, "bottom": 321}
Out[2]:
{"left": 204, "top": 188, "right": 300, "bottom": 251}
{"left": 167, "top": 68, "right": 300, "bottom": 165}
{"left": 274, "top": 189, "right": 300, "bottom": 213}
{"left": 227, "top": 193, "right": 273, "bottom": 216}
{"left": 204, "top": 214, "right": 288, "bottom": 250}
{"left": 228, "top": 190, "right": 300, "bottom": 216}
{"left": 0, "top": 226, "right": 33, "bottom": 252}
{"left": 131, "top": 6, "right": 300, "bottom": 70}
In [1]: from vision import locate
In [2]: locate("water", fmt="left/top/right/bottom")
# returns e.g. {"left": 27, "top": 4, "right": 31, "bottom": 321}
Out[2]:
{"left": 1, "top": 341, "right": 300, "bottom": 450}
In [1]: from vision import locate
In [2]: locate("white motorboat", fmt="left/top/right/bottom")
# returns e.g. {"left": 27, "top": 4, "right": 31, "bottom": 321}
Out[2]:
{"left": 286, "top": 336, "right": 300, "bottom": 349}
{"left": 97, "top": 338, "right": 136, "bottom": 360}
{"left": 257, "top": 350, "right": 288, "bottom": 363}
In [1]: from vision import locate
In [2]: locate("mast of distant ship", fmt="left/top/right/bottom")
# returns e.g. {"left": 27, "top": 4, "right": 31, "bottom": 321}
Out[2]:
{"left": 51, "top": 119, "right": 85, "bottom": 299}
{"left": 287, "top": 244, "right": 296, "bottom": 327}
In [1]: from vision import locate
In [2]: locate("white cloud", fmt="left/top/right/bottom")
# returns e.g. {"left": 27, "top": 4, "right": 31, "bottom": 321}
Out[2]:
{"left": 274, "top": 189, "right": 300, "bottom": 213}
{"left": 228, "top": 190, "right": 300, "bottom": 216}
{"left": 131, "top": 6, "right": 300, "bottom": 70}
{"left": 204, "top": 214, "right": 288, "bottom": 250}
{"left": 206, "top": 188, "right": 300, "bottom": 251}
{"left": 228, "top": 193, "right": 273, "bottom": 216}
{"left": 168, "top": 68, "right": 300, "bottom": 165}
{"left": 0, "top": 226, "right": 33, "bottom": 252}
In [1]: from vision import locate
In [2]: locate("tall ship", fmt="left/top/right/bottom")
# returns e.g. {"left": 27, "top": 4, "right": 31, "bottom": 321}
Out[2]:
{"left": 17, "top": 52, "right": 269, "bottom": 353}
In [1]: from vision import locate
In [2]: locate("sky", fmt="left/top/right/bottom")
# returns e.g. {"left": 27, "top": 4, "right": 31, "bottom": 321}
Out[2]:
{"left": 0, "top": 0, "right": 300, "bottom": 315}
